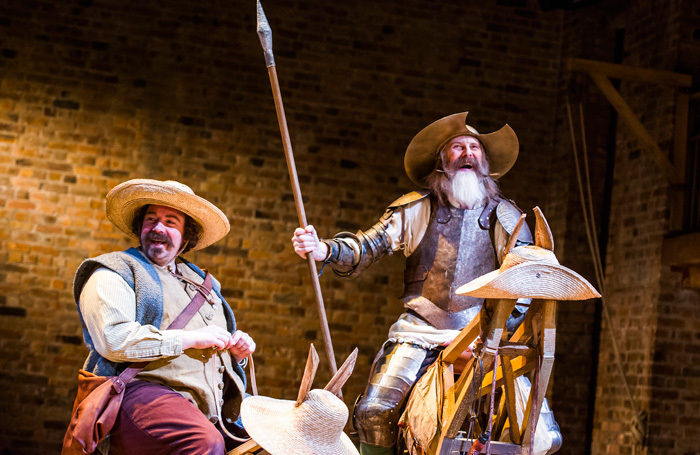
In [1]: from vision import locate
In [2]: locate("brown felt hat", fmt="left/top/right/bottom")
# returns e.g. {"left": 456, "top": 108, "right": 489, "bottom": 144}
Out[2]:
{"left": 404, "top": 112, "right": 519, "bottom": 187}
{"left": 105, "top": 179, "right": 230, "bottom": 251}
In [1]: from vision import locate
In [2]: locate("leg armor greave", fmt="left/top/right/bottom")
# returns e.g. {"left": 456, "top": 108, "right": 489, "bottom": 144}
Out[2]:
{"left": 353, "top": 342, "right": 432, "bottom": 447}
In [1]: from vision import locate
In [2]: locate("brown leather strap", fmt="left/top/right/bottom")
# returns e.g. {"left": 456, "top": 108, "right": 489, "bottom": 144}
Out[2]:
{"left": 247, "top": 355, "right": 257, "bottom": 396}
{"left": 115, "top": 272, "right": 213, "bottom": 386}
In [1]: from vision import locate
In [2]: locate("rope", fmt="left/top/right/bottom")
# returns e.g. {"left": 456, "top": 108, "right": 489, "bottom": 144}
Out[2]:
{"left": 566, "top": 101, "right": 647, "bottom": 445}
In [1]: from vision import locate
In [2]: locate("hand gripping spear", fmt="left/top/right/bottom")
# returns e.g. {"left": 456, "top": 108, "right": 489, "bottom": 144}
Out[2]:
{"left": 256, "top": 1, "right": 339, "bottom": 377}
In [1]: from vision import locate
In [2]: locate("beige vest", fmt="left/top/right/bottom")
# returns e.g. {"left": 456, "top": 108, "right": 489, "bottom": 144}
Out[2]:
{"left": 137, "top": 261, "right": 238, "bottom": 421}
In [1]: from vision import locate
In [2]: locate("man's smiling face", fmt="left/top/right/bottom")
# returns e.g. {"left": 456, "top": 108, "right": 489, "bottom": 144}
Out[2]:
{"left": 443, "top": 135, "right": 485, "bottom": 175}
{"left": 139, "top": 204, "right": 186, "bottom": 266}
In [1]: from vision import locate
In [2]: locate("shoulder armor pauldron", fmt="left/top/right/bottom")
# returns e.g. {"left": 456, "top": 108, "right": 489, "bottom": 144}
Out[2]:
{"left": 387, "top": 189, "right": 431, "bottom": 210}
{"left": 496, "top": 199, "right": 534, "bottom": 244}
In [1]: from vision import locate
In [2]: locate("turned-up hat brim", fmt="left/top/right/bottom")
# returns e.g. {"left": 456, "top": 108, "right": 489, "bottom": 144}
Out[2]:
{"left": 404, "top": 112, "right": 519, "bottom": 188}
{"left": 241, "top": 390, "right": 359, "bottom": 455}
{"left": 456, "top": 246, "right": 601, "bottom": 301}
{"left": 105, "top": 179, "right": 230, "bottom": 251}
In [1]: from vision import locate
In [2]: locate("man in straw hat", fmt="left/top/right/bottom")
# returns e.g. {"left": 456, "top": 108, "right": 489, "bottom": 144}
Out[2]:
{"left": 73, "top": 179, "right": 256, "bottom": 454}
{"left": 292, "top": 113, "right": 533, "bottom": 455}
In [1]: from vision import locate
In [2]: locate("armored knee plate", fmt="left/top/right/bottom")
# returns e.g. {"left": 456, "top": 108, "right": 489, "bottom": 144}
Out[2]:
{"left": 353, "top": 342, "right": 430, "bottom": 447}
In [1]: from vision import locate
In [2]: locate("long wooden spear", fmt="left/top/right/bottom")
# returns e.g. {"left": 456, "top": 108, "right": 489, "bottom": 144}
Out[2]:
{"left": 256, "top": 1, "right": 338, "bottom": 376}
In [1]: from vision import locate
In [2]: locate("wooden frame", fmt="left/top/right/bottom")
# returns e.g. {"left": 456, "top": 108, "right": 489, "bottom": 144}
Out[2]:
{"left": 430, "top": 297, "right": 557, "bottom": 455}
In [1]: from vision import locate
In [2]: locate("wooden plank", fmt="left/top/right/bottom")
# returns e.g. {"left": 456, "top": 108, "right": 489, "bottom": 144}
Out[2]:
{"left": 324, "top": 347, "right": 358, "bottom": 397}
{"left": 227, "top": 439, "right": 265, "bottom": 455}
{"left": 501, "top": 353, "right": 521, "bottom": 445}
{"left": 521, "top": 301, "right": 557, "bottom": 444}
{"left": 296, "top": 344, "right": 319, "bottom": 406}
{"left": 438, "top": 438, "right": 522, "bottom": 455}
{"left": 440, "top": 300, "right": 514, "bottom": 441}
{"left": 478, "top": 354, "right": 536, "bottom": 397}
{"left": 589, "top": 73, "right": 682, "bottom": 184}
{"left": 661, "top": 232, "right": 700, "bottom": 266}
{"left": 669, "top": 90, "right": 690, "bottom": 232}
{"left": 443, "top": 313, "right": 481, "bottom": 364}
{"left": 674, "top": 91, "right": 689, "bottom": 171}
{"left": 568, "top": 58, "right": 692, "bottom": 87}
{"left": 493, "top": 384, "right": 509, "bottom": 442}
{"left": 686, "top": 266, "right": 700, "bottom": 288}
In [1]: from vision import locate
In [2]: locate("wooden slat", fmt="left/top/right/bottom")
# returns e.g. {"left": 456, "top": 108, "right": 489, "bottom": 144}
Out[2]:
{"left": 478, "top": 355, "right": 536, "bottom": 397}
{"left": 439, "top": 300, "right": 514, "bottom": 441}
{"left": 296, "top": 344, "right": 319, "bottom": 406}
{"left": 227, "top": 439, "right": 264, "bottom": 455}
{"left": 568, "top": 58, "right": 692, "bottom": 87}
{"left": 501, "top": 353, "right": 521, "bottom": 445}
{"left": 670, "top": 90, "right": 690, "bottom": 231}
{"left": 521, "top": 300, "right": 557, "bottom": 444}
{"left": 437, "top": 438, "right": 522, "bottom": 455}
{"left": 324, "top": 347, "right": 358, "bottom": 397}
{"left": 661, "top": 232, "right": 700, "bottom": 266}
{"left": 443, "top": 314, "right": 481, "bottom": 364}
{"left": 686, "top": 266, "right": 700, "bottom": 288}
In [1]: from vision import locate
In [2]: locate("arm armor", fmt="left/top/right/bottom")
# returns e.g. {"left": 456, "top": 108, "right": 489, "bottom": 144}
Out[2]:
{"left": 322, "top": 215, "right": 393, "bottom": 279}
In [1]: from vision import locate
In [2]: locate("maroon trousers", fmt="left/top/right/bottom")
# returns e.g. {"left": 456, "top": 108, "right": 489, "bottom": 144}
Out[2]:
{"left": 108, "top": 380, "right": 227, "bottom": 455}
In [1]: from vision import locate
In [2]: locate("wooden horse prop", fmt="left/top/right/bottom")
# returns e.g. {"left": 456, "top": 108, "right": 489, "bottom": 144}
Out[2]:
{"left": 399, "top": 207, "right": 600, "bottom": 455}
{"left": 228, "top": 345, "right": 359, "bottom": 455}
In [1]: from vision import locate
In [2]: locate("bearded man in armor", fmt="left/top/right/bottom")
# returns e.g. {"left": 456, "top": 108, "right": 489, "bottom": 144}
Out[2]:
{"left": 292, "top": 112, "right": 532, "bottom": 455}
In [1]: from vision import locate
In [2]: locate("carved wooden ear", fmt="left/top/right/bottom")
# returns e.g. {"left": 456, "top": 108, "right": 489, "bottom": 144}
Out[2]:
{"left": 504, "top": 213, "right": 527, "bottom": 255}
{"left": 324, "top": 348, "right": 358, "bottom": 398}
{"left": 533, "top": 207, "right": 554, "bottom": 252}
{"left": 295, "top": 344, "right": 319, "bottom": 406}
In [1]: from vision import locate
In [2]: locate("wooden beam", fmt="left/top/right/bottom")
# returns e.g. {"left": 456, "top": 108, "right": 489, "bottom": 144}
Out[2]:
{"left": 227, "top": 439, "right": 266, "bottom": 455}
{"left": 661, "top": 232, "right": 700, "bottom": 266}
{"left": 440, "top": 300, "right": 514, "bottom": 441}
{"left": 568, "top": 58, "right": 692, "bottom": 87}
{"left": 683, "top": 266, "right": 700, "bottom": 288}
{"left": 443, "top": 313, "right": 480, "bottom": 364}
{"left": 588, "top": 73, "right": 682, "bottom": 184}
{"left": 438, "top": 439, "right": 522, "bottom": 455}
{"left": 669, "top": 90, "right": 690, "bottom": 231}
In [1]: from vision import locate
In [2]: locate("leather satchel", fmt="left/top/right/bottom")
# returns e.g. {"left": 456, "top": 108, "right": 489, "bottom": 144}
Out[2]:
{"left": 62, "top": 272, "right": 213, "bottom": 455}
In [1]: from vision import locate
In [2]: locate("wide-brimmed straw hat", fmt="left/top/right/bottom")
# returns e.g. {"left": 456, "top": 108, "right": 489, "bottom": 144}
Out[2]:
{"left": 240, "top": 345, "right": 360, "bottom": 455}
{"left": 105, "top": 179, "right": 230, "bottom": 251}
{"left": 456, "top": 207, "right": 600, "bottom": 301}
{"left": 456, "top": 246, "right": 600, "bottom": 300}
{"left": 404, "top": 112, "right": 519, "bottom": 187}
{"left": 241, "top": 389, "right": 359, "bottom": 455}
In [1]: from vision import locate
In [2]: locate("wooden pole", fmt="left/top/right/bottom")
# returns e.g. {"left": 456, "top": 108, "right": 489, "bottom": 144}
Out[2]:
{"left": 257, "top": 1, "right": 338, "bottom": 376}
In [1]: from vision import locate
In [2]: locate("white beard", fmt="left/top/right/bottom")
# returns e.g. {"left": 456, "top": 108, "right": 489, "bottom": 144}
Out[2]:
{"left": 447, "top": 171, "right": 486, "bottom": 209}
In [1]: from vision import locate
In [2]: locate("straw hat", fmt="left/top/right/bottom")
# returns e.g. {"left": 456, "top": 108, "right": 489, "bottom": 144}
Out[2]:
{"left": 105, "top": 179, "right": 230, "bottom": 251}
{"left": 240, "top": 345, "right": 360, "bottom": 455}
{"left": 241, "top": 389, "right": 358, "bottom": 455}
{"left": 404, "top": 112, "right": 519, "bottom": 187}
{"left": 456, "top": 207, "right": 600, "bottom": 301}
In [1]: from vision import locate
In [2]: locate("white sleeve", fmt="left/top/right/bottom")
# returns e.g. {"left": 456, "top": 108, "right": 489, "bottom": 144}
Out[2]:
{"left": 382, "top": 197, "right": 431, "bottom": 257}
{"left": 79, "top": 267, "right": 184, "bottom": 362}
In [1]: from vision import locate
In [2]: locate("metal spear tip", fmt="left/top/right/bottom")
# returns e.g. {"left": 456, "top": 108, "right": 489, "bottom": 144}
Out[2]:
{"left": 256, "top": 0, "right": 275, "bottom": 67}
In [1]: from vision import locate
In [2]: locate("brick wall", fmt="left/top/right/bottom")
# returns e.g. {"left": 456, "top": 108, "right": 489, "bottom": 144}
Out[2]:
{"left": 582, "top": 1, "right": 700, "bottom": 455}
{"left": 0, "top": 0, "right": 698, "bottom": 454}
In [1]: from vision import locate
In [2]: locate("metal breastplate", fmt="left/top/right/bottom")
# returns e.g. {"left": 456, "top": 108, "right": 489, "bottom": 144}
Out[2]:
{"left": 401, "top": 197, "right": 497, "bottom": 330}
